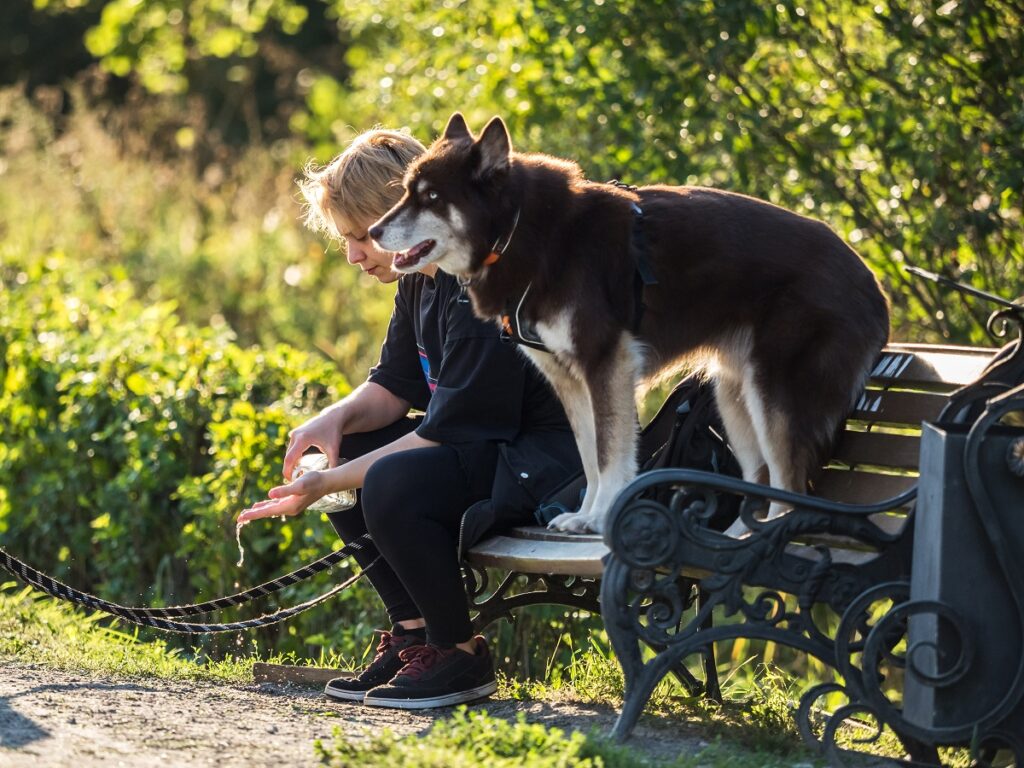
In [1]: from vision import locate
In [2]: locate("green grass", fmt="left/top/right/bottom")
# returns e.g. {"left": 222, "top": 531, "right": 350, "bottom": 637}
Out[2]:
{"left": 313, "top": 707, "right": 813, "bottom": 768}
{"left": 501, "top": 648, "right": 824, "bottom": 760}
{"left": 0, "top": 580, "right": 361, "bottom": 682}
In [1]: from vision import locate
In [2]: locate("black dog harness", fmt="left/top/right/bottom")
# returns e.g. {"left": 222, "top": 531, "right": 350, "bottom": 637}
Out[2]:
{"left": 497, "top": 179, "right": 658, "bottom": 353}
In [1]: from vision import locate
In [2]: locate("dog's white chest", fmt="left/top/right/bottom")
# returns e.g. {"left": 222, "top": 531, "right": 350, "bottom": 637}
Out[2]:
{"left": 535, "top": 312, "right": 576, "bottom": 357}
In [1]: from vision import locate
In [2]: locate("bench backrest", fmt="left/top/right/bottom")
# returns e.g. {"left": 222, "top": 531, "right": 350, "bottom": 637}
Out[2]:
{"left": 815, "top": 344, "right": 995, "bottom": 542}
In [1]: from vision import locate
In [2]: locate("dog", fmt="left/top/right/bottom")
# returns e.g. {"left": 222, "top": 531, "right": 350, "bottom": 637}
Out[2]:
{"left": 370, "top": 113, "right": 890, "bottom": 535}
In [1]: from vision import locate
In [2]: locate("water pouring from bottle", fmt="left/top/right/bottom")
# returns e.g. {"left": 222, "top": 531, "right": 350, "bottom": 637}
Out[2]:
{"left": 234, "top": 452, "right": 357, "bottom": 567}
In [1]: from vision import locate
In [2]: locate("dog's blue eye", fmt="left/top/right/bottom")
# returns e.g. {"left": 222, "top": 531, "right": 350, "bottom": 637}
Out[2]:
{"left": 427, "top": 190, "right": 439, "bottom": 202}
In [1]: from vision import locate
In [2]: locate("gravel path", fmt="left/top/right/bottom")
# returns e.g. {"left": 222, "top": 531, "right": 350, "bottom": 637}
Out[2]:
{"left": 0, "top": 661, "right": 710, "bottom": 767}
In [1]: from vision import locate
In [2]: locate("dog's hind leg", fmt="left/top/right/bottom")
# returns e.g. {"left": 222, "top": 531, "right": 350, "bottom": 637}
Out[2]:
{"left": 715, "top": 372, "right": 768, "bottom": 538}
{"left": 550, "top": 333, "right": 642, "bottom": 534}
{"left": 714, "top": 373, "right": 766, "bottom": 485}
{"left": 742, "top": 365, "right": 807, "bottom": 521}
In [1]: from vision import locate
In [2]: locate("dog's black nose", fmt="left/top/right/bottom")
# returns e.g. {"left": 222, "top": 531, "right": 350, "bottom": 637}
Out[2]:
{"left": 368, "top": 225, "right": 384, "bottom": 241}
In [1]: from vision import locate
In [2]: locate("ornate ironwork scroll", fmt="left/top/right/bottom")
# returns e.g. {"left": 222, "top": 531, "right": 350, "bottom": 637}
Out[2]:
{"left": 464, "top": 564, "right": 602, "bottom": 631}
{"left": 601, "top": 468, "right": 918, "bottom": 742}
{"left": 463, "top": 561, "right": 708, "bottom": 695}
{"left": 801, "top": 318, "right": 1024, "bottom": 766}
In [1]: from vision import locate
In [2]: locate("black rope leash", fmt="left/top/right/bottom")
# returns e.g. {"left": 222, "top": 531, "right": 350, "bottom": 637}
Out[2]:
{"left": 0, "top": 534, "right": 375, "bottom": 633}
{"left": 3, "top": 534, "right": 372, "bottom": 618}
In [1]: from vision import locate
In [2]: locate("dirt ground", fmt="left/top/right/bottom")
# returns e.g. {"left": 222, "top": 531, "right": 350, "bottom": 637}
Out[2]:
{"left": 0, "top": 660, "right": 713, "bottom": 767}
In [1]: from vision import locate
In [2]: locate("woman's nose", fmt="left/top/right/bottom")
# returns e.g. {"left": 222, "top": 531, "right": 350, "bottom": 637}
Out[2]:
{"left": 347, "top": 245, "right": 365, "bottom": 265}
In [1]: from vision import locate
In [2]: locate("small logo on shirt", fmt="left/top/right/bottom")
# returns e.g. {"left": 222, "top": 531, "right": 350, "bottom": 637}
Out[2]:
{"left": 418, "top": 349, "right": 437, "bottom": 392}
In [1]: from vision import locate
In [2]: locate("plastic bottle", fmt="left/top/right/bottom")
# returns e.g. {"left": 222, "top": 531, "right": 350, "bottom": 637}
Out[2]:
{"left": 292, "top": 453, "right": 358, "bottom": 513}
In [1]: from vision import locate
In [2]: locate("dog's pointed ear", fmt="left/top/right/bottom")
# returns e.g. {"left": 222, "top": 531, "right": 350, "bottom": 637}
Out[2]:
{"left": 443, "top": 112, "right": 472, "bottom": 142}
{"left": 472, "top": 116, "right": 512, "bottom": 178}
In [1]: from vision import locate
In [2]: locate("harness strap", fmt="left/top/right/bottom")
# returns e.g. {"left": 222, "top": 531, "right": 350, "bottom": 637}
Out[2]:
{"left": 612, "top": 180, "right": 658, "bottom": 335}
{"left": 500, "top": 283, "right": 548, "bottom": 351}
{"left": 500, "top": 180, "right": 657, "bottom": 351}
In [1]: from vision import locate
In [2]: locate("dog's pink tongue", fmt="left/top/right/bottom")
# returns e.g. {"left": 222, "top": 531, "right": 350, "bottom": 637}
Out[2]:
{"left": 395, "top": 250, "right": 419, "bottom": 269}
{"left": 395, "top": 240, "right": 433, "bottom": 269}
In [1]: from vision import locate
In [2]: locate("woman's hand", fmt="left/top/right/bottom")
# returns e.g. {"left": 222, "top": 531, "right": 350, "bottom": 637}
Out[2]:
{"left": 237, "top": 471, "right": 326, "bottom": 523}
{"left": 282, "top": 409, "right": 344, "bottom": 481}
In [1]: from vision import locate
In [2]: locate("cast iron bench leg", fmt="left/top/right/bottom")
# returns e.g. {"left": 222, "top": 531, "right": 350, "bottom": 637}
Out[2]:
{"left": 659, "top": 585, "right": 720, "bottom": 701}
{"left": 602, "top": 560, "right": 720, "bottom": 740}
{"left": 699, "top": 587, "right": 721, "bottom": 702}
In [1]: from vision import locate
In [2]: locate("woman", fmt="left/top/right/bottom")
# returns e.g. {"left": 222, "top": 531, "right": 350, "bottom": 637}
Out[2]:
{"left": 239, "top": 128, "right": 580, "bottom": 709}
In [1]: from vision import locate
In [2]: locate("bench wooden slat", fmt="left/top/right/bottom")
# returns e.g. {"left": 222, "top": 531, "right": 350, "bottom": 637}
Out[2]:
{"left": 850, "top": 390, "right": 949, "bottom": 426}
{"left": 798, "top": 512, "right": 909, "bottom": 552}
{"left": 871, "top": 344, "right": 995, "bottom": 389}
{"left": 499, "top": 527, "right": 603, "bottom": 544}
{"left": 466, "top": 525, "right": 904, "bottom": 579}
{"left": 467, "top": 532, "right": 607, "bottom": 577}
{"left": 832, "top": 430, "right": 922, "bottom": 470}
{"left": 815, "top": 469, "right": 917, "bottom": 505}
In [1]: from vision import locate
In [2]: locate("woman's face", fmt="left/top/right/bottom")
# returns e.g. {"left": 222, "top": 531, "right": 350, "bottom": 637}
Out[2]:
{"left": 333, "top": 212, "right": 399, "bottom": 284}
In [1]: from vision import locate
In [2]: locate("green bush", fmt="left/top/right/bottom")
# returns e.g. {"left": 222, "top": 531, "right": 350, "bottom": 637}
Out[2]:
{"left": 0, "top": 253, "right": 392, "bottom": 658}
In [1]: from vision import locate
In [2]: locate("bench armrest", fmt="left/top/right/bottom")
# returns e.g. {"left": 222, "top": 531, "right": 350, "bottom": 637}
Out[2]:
{"left": 604, "top": 468, "right": 915, "bottom": 570}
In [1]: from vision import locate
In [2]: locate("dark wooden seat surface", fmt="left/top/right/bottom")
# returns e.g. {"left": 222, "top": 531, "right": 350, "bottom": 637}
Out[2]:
{"left": 465, "top": 343, "right": 996, "bottom": 577}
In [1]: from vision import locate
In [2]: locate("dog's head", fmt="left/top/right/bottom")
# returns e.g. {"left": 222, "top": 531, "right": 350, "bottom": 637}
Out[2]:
{"left": 369, "top": 112, "right": 514, "bottom": 277}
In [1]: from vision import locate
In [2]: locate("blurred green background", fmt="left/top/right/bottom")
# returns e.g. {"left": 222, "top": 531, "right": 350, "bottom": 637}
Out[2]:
{"left": 1, "top": 0, "right": 1021, "bottom": 676}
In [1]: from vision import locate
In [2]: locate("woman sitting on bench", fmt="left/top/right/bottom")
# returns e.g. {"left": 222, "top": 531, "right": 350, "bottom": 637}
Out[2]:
{"left": 238, "top": 128, "right": 580, "bottom": 710}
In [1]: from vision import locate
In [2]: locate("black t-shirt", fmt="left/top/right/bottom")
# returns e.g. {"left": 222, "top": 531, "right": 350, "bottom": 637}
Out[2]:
{"left": 368, "top": 271, "right": 571, "bottom": 445}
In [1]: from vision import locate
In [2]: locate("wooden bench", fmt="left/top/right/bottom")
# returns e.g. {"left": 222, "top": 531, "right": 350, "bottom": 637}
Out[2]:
{"left": 463, "top": 340, "right": 1019, "bottom": 761}
{"left": 465, "top": 342, "right": 995, "bottom": 600}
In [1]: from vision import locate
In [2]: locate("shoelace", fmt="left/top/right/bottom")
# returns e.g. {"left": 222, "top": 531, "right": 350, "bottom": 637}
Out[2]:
{"left": 370, "top": 629, "right": 425, "bottom": 666}
{"left": 397, "top": 644, "right": 446, "bottom": 679}
{"left": 370, "top": 630, "right": 398, "bottom": 664}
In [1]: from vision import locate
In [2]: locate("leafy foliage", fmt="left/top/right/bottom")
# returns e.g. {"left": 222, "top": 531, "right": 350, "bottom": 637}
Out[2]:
{"left": 304, "top": 0, "right": 1023, "bottom": 343}
{"left": 0, "top": 87, "right": 396, "bottom": 379}
{"left": 69, "top": 0, "right": 309, "bottom": 94}
{"left": 0, "top": 254, "right": 397, "bottom": 657}
{"left": 25, "top": 2, "right": 1024, "bottom": 341}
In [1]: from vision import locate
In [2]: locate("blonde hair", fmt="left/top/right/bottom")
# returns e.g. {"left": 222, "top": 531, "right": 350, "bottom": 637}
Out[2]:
{"left": 299, "top": 128, "right": 426, "bottom": 239}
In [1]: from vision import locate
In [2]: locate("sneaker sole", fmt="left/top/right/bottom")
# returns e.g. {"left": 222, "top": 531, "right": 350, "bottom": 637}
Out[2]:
{"left": 363, "top": 680, "right": 498, "bottom": 710}
{"left": 324, "top": 684, "right": 369, "bottom": 702}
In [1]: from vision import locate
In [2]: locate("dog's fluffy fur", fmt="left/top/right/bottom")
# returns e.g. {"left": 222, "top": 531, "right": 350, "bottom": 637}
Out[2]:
{"left": 371, "top": 114, "right": 890, "bottom": 534}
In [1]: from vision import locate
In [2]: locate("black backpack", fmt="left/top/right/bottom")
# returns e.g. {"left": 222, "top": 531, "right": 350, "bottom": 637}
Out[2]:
{"left": 535, "top": 373, "right": 742, "bottom": 530}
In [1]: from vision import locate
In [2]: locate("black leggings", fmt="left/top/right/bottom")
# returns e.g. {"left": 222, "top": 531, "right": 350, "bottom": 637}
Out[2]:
{"left": 326, "top": 418, "right": 498, "bottom": 646}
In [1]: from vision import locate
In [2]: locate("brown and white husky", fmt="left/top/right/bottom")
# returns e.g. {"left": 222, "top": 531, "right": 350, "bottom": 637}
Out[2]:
{"left": 370, "top": 113, "right": 890, "bottom": 535}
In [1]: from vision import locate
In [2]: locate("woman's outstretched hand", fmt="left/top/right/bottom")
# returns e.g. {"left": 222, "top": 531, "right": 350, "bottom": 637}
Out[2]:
{"left": 237, "top": 471, "right": 326, "bottom": 523}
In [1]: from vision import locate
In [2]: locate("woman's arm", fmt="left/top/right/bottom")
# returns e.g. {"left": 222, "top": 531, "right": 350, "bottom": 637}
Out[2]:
{"left": 239, "top": 427, "right": 438, "bottom": 522}
{"left": 317, "top": 428, "right": 438, "bottom": 493}
{"left": 282, "top": 381, "right": 411, "bottom": 480}
{"left": 328, "top": 381, "right": 412, "bottom": 435}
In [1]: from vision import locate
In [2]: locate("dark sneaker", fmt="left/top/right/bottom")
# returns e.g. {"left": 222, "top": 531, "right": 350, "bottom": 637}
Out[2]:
{"left": 363, "top": 636, "right": 497, "bottom": 709}
{"left": 324, "top": 625, "right": 427, "bottom": 702}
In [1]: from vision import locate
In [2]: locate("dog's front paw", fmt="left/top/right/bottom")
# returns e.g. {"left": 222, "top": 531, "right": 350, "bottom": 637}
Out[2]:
{"left": 547, "top": 511, "right": 603, "bottom": 534}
